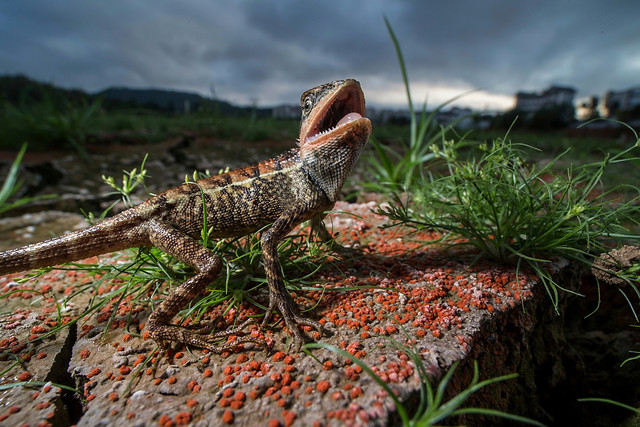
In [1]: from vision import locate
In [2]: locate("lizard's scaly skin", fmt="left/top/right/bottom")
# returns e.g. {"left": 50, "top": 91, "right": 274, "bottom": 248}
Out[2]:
{"left": 0, "top": 79, "right": 371, "bottom": 352}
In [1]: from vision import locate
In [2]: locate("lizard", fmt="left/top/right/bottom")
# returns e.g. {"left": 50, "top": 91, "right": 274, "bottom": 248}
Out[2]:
{"left": 0, "top": 79, "right": 371, "bottom": 352}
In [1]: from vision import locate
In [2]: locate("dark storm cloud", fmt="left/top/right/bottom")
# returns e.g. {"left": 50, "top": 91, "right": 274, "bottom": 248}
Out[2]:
{"left": 0, "top": 1, "right": 638, "bottom": 110}
{"left": 389, "top": 2, "right": 640, "bottom": 94}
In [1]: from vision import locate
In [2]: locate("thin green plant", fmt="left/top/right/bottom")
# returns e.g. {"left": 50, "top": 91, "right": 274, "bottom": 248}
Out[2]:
{"left": 364, "top": 17, "right": 473, "bottom": 194}
{"left": 305, "top": 340, "right": 544, "bottom": 426}
{"left": 365, "top": 16, "right": 640, "bottom": 312}
{"left": 0, "top": 143, "right": 56, "bottom": 215}
{"left": 577, "top": 397, "right": 640, "bottom": 415}
{"left": 0, "top": 380, "right": 81, "bottom": 397}
{"left": 378, "top": 130, "right": 640, "bottom": 310}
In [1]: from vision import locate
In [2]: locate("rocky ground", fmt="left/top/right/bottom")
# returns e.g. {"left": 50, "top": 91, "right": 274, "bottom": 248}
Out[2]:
{"left": 0, "top": 138, "right": 639, "bottom": 426}
{"left": 2, "top": 201, "right": 635, "bottom": 427}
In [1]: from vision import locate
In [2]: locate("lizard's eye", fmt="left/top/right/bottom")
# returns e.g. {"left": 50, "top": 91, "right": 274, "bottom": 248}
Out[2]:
{"left": 302, "top": 96, "right": 314, "bottom": 115}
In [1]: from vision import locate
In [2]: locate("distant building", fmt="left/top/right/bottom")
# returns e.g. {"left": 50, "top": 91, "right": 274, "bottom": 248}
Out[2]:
{"left": 366, "top": 108, "right": 411, "bottom": 124}
{"left": 601, "top": 87, "right": 640, "bottom": 118}
{"left": 576, "top": 96, "right": 599, "bottom": 121}
{"left": 515, "top": 85, "right": 576, "bottom": 113}
{"left": 435, "top": 107, "right": 473, "bottom": 129}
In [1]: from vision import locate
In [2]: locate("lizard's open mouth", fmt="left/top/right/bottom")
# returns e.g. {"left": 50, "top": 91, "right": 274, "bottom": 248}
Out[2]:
{"left": 301, "top": 80, "right": 366, "bottom": 144}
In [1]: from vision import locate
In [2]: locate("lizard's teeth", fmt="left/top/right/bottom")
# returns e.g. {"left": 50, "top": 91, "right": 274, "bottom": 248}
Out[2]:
{"left": 306, "top": 112, "right": 363, "bottom": 143}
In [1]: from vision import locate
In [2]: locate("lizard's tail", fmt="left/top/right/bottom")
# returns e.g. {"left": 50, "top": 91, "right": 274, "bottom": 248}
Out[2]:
{"left": 0, "top": 214, "right": 146, "bottom": 275}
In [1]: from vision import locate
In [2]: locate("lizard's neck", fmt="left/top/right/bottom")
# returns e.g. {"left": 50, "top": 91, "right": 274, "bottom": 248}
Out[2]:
{"left": 300, "top": 124, "right": 369, "bottom": 202}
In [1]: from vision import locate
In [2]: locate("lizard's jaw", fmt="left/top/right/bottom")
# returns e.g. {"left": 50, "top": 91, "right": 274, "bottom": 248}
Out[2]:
{"left": 300, "top": 80, "right": 369, "bottom": 145}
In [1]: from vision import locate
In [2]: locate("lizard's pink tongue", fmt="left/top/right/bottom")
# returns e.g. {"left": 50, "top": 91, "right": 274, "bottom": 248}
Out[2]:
{"left": 337, "top": 112, "right": 362, "bottom": 126}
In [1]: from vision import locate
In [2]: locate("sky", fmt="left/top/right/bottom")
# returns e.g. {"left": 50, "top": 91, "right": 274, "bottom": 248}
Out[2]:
{"left": 0, "top": 1, "right": 638, "bottom": 112}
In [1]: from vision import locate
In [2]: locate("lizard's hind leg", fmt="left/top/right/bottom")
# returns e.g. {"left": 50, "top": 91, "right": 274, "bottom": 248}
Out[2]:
{"left": 144, "top": 220, "right": 261, "bottom": 352}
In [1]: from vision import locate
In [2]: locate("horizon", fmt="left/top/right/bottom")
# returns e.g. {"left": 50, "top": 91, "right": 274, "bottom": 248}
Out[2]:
{"left": 1, "top": 2, "right": 638, "bottom": 113}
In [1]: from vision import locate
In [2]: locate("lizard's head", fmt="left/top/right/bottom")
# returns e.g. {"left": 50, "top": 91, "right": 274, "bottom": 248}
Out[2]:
{"left": 298, "top": 79, "right": 371, "bottom": 201}
{"left": 299, "top": 79, "right": 370, "bottom": 148}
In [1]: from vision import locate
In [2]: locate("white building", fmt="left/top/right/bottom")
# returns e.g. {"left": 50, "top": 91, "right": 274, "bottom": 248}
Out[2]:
{"left": 515, "top": 86, "right": 576, "bottom": 113}
{"left": 601, "top": 87, "right": 640, "bottom": 118}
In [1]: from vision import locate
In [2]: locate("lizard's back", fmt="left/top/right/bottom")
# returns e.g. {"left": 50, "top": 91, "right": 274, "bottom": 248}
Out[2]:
{"left": 0, "top": 148, "right": 330, "bottom": 275}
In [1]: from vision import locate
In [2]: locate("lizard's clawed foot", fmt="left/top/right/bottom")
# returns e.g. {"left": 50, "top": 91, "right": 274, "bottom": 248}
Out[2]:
{"left": 196, "top": 318, "right": 269, "bottom": 353}
{"left": 262, "top": 292, "right": 323, "bottom": 351}
{"left": 150, "top": 318, "right": 268, "bottom": 354}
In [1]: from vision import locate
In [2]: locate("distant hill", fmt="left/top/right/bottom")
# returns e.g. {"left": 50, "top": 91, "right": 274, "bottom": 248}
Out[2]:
{"left": 0, "top": 74, "right": 271, "bottom": 116}
{"left": 0, "top": 74, "right": 89, "bottom": 105}
{"left": 97, "top": 87, "right": 241, "bottom": 114}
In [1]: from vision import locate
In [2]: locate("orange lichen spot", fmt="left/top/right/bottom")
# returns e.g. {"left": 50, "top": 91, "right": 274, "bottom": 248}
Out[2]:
{"left": 168, "top": 376, "right": 177, "bottom": 385}
{"left": 282, "top": 410, "right": 296, "bottom": 427}
{"left": 281, "top": 372, "right": 292, "bottom": 386}
{"left": 222, "top": 409, "right": 234, "bottom": 424}
{"left": 31, "top": 325, "right": 46, "bottom": 334}
{"left": 186, "top": 398, "right": 198, "bottom": 408}
{"left": 316, "top": 380, "right": 330, "bottom": 393}
{"left": 203, "top": 368, "right": 213, "bottom": 378}
{"left": 270, "top": 372, "right": 282, "bottom": 382}
{"left": 350, "top": 386, "right": 364, "bottom": 399}
{"left": 17, "top": 372, "right": 31, "bottom": 381}
{"left": 175, "top": 412, "right": 191, "bottom": 426}
{"left": 265, "top": 386, "right": 277, "bottom": 397}
{"left": 119, "top": 366, "right": 131, "bottom": 375}
{"left": 35, "top": 401, "right": 51, "bottom": 410}
{"left": 108, "top": 393, "right": 118, "bottom": 402}
{"left": 158, "top": 414, "right": 174, "bottom": 427}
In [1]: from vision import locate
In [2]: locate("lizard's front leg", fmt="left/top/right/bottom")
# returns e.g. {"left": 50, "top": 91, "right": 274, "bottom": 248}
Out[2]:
{"left": 261, "top": 207, "right": 323, "bottom": 350}
{"left": 145, "top": 220, "right": 260, "bottom": 352}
